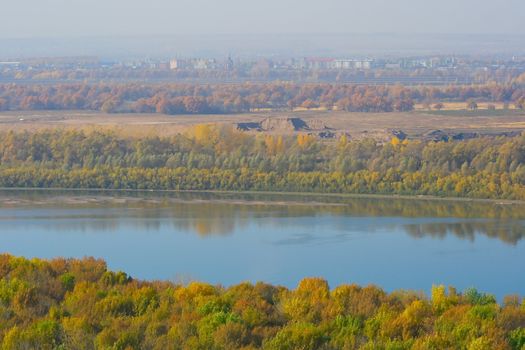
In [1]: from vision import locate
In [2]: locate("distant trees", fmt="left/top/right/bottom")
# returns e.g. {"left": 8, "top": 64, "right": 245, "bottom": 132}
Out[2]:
{"left": 467, "top": 99, "right": 478, "bottom": 110}
{"left": 300, "top": 99, "right": 319, "bottom": 109}
{"left": 516, "top": 97, "right": 525, "bottom": 110}
{"left": 1, "top": 82, "right": 524, "bottom": 115}
{"left": 393, "top": 98, "right": 414, "bottom": 112}
{"left": 0, "top": 97, "right": 8, "bottom": 111}
{"left": 100, "top": 98, "right": 118, "bottom": 113}
{"left": 433, "top": 102, "right": 444, "bottom": 110}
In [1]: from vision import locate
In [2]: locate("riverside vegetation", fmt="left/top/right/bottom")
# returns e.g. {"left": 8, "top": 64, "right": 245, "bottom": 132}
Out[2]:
{"left": 0, "top": 128, "right": 525, "bottom": 199}
{"left": 0, "top": 254, "right": 523, "bottom": 350}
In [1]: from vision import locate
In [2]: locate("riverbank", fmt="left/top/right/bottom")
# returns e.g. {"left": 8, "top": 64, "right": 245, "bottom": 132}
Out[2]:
{"left": 0, "top": 187, "right": 524, "bottom": 206}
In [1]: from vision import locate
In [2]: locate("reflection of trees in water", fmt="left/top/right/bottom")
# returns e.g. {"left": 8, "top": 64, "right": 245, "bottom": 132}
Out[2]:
{"left": 23, "top": 204, "right": 249, "bottom": 236}
{"left": 3, "top": 191, "right": 525, "bottom": 243}
{"left": 335, "top": 199, "right": 525, "bottom": 221}
{"left": 4, "top": 190, "right": 525, "bottom": 219}
{"left": 403, "top": 221, "right": 525, "bottom": 245}
{"left": 38, "top": 220, "right": 120, "bottom": 233}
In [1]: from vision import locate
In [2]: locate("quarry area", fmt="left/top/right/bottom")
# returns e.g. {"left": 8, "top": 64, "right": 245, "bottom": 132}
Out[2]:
{"left": 0, "top": 109, "right": 524, "bottom": 141}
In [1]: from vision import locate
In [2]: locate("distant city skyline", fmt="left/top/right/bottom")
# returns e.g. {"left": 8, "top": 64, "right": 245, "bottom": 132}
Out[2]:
{"left": 1, "top": 0, "right": 523, "bottom": 39}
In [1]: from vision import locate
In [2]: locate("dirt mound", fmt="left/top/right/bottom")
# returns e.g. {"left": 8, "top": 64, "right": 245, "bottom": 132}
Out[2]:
{"left": 422, "top": 129, "right": 450, "bottom": 142}
{"left": 260, "top": 117, "right": 309, "bottom": 132}
{"left": 389, "top": 129, "right": 407, "bottom": 140}
{"left": 307, "top": 119, "right": 331, "bottom": 130}
{"left": 236, "top": 122, "right": 262, "bottom": 131}
{"left": 238, "top": 117, "right": 329, "bottom": 133}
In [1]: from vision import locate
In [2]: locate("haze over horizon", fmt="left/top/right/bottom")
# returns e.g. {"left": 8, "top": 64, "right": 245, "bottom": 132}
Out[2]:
{"left": 1, "top": 0, "right": 525, "bottom": 59}
{"left": 2, "top": 0, "right": 524, "bottom": 39}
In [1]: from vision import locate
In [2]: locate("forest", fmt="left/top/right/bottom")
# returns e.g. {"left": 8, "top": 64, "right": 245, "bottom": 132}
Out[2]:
{"left": 1, "top": 128, "right": 525, "bottom": 200}
{"left": 0, "top": 254, "right": 522, "bottom": 350}
{"left": 1, "top": 82, "right": 525, "bottom": 114}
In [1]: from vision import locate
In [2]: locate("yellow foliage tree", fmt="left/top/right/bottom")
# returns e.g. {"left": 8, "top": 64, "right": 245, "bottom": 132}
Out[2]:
{"left": 338, "top": 134, "right": 349, "bottom": 150}
{"left": 297, "top": 134, "right": 316, "bottom": 149}
{"left": 391, "top": 136, "right": 401, "bottom": 147}
{"left": 391, "top": 136, "right": 409, "bottom": 148}
{"left": 192, "top": 124, "right": 217, "bottom": 147}
{"left": 265, "top": 135, "right": 276, "bottom": 155}
{"left": 276, "top": 136, "right": 284, "bottom": 154}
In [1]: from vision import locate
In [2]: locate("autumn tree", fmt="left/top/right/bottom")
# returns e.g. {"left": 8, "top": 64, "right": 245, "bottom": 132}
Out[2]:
{"left": 297, "top": 134, "right": 316, "bottom": 149}
{"left": 467, "top": 99, "right": 478, "bottom": 110}
{"left": 433, "top": 102, "right": 444, "bottom": 110}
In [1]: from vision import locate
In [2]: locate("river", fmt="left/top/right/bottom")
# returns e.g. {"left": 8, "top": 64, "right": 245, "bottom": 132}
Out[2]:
{"left": 0, "top": 190, "right": 523, "bottom": 299}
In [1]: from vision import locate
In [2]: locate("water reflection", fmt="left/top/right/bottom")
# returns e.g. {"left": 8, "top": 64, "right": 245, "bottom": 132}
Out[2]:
{"left": 404, "top": 221, "right": 525, "bottom": 245}
{"left": 0, "top": 190, "right": 525, "bottom": 245}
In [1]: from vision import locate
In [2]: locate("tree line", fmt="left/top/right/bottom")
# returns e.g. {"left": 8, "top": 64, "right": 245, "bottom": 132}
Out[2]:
{"left": 1, "top": 82, "right": 525, "bottom": 114}
{"left": 0, "top": 254, "right": 522, "bottom": 349}
{"left": 1, "top": 128, "right": 525, "bottom": 199}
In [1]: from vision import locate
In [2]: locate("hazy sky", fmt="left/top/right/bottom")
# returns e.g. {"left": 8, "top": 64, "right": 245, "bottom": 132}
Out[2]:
{"left": 1, "top": 0, "right": 524, "bottom": 38}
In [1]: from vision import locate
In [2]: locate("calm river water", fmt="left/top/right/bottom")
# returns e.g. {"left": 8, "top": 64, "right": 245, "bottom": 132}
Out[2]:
{"left": 0, "top": 190, "right": 523, "bottom": 299}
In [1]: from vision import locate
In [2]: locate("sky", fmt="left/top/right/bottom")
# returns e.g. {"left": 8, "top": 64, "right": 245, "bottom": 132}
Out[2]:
{"left": 1, "top": 0, "right": 524, "bottom": 38}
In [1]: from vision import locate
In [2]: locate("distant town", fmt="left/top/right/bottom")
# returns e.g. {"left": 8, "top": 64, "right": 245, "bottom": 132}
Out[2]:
{"left": 1, "top": 54, "right": 525, "bottom": 85}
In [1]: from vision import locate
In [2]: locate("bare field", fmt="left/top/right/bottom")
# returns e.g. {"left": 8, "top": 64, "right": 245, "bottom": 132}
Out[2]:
{"left": 0, "top": 109, "right": 524, "bottom": 140}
